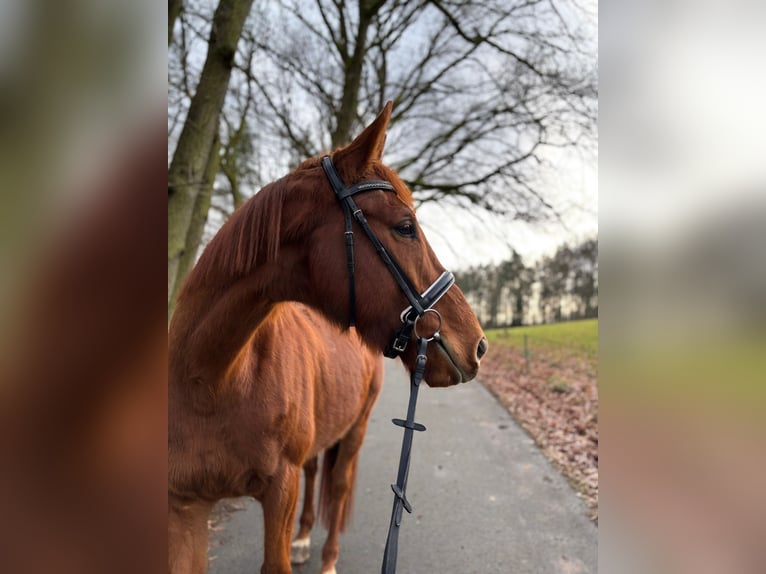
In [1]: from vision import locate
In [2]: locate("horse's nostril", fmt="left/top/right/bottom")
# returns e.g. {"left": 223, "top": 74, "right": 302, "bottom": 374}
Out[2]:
{"left": 477, "top": 337, "right": 488, "bottom": 360}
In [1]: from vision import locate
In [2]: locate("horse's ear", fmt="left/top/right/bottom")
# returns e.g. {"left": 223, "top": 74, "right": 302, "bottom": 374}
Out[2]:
{"left": 334, "top": 101, "right": 392, "bottom": 169}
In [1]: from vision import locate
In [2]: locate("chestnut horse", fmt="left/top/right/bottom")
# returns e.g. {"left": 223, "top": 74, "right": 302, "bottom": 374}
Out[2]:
{"left": 168, "top": 102, "right": 487, "bottom": 574}
{"left": 169, "top": 301, "right": 382, "bottom": 574}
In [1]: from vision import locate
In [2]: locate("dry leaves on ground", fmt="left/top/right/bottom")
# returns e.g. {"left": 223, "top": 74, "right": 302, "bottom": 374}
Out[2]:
{"left": 480, "top": 344, "right": 599, "bottom": 522}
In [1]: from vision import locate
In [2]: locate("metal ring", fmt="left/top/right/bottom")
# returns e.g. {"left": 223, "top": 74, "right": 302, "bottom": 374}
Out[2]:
{"left": 413, "top": 309, "right": 442, "bottom": 341}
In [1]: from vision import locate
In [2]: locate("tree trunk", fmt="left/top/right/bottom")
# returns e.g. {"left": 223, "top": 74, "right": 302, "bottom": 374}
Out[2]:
{"left": 169, "top": 0, "right": 183, "bottom": 45}
{"left": 220, "top": 116, "right": 250, "bottom": 210}
{"left": 331, "top": 0, "right": 385, "bottom": 147}
{"left": 169, "top": 136, "right": 221, "bottom": 316}
{"left": 168, "top": 0, "right": 255, "bottom": 315}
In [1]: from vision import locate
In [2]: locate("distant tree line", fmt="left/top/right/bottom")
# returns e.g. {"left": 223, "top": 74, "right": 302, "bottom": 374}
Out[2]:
{"left": 455, "top": 237, "right": 597, "bottom": 328}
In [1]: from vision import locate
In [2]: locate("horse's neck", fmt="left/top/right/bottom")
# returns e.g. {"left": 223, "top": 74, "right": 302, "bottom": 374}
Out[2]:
{"left": 170, "top": 253, "right": 309, "bottom": 386}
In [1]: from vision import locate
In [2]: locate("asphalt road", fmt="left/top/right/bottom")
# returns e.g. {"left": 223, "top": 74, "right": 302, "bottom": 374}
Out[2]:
{"left": 208, "top": 360, "right": 597, "bottom": 574}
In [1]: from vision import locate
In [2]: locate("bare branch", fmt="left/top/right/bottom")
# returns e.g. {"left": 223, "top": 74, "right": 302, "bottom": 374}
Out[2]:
{"left": 429, "top": 0, "right": 551, "bottom": 79}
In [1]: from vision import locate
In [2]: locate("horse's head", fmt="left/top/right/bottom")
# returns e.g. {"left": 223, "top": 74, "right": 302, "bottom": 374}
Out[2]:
{"left": 296, "top": 102, "right": 487, "bottom": 387}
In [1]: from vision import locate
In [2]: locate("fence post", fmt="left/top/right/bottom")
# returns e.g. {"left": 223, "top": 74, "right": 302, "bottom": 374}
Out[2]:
{"left": 524, "top": 334, "right": 529, "bottom": 372}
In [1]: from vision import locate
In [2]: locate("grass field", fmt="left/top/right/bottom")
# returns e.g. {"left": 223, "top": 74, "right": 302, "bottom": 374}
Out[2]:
{"left": 485, "top": 318, "right": 598, "bottom": 358}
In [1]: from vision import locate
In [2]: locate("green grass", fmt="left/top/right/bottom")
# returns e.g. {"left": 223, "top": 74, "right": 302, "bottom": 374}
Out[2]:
{"left": 485, "top": 319, "right": 598, "bottom": 358}
{"left": 601, "top": 337, "right": 766, "bottom": 407}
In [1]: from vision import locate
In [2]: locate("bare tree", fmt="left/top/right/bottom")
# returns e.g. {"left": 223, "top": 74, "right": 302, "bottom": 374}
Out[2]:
{"left": 167, "top": 0, "right": 255, "bottom": 315}
{"left": 498, "top": 251, "right": 534, "bottom": 326}
{"left": 243, "top": 0, "right": 596, "bottom": 217}
{"left": 167, "top": 0, "right": 597, "bottom": 314}
{"left": 538, "top": 243, "right": 583, "bottom": 322}
{"left": 571, "top": 238, "right": 598, "bottom": 318}
{"left": 456, "top": 250, "right": 535, "bottom": 327}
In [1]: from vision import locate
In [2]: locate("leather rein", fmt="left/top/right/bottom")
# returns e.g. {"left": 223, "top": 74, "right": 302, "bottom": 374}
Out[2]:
{"left": 321, "top": 156, "right": 454, "bottom": 574}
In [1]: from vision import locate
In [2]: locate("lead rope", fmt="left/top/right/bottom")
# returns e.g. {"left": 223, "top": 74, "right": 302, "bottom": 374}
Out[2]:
{"left": 381, "top": 336, "right": 429, "bottom": 574}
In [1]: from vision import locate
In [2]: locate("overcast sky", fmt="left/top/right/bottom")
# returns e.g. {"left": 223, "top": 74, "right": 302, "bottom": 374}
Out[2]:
{"left": 417, "top": 144, "right": 598, "bottom": 271}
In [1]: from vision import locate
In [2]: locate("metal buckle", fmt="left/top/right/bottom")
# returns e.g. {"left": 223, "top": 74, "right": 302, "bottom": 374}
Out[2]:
{"left": 385, "top": 323, "right": 413, "bottom": 358}
{"left": 392, "top": 337, "right": 408, "bottom": 352}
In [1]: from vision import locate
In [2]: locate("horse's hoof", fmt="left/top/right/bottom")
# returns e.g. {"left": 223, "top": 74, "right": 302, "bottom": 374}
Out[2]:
{"left": 320, "top": 567, "right": 337, "bottom": 574}
{"left": 290, "top": 537, "right": 311, "bottom": 564}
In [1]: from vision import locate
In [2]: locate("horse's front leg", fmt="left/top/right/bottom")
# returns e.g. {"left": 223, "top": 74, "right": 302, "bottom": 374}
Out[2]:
{"left": 168, "top": 495, "right": 214, "bottom": 574}
{"left": 261, "top": 461, "right": 301, "bottom": 574}
{"left": 291, "top": 456, "right": 318, "bottom": 564}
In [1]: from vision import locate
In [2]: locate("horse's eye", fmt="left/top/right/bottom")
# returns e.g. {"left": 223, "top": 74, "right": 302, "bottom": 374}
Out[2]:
{"left": 394, "top": 222, "right": 417, "bottom": 238}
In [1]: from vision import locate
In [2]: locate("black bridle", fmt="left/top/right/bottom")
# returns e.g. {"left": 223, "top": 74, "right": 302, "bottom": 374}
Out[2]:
{"left": 321, "top": 156, "right": 454, "bottom": 357}
{"left": 321, "top": 155, "right": 454, "bottom": 574}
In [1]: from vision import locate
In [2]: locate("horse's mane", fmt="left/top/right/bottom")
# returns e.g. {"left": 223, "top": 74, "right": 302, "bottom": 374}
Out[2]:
{"left": 178, "top": 154, "right": 413, "bottom": 299}
{"left": 179, "top": 175, "right": 289, "bottom": 297}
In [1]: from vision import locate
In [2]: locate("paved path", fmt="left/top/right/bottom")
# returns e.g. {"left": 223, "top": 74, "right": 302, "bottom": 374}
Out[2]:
{"left": 208, "top": 361, "right": 597, "bottom": 574}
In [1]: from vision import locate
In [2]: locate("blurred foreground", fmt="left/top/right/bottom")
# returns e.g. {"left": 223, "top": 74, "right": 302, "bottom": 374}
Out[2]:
{"left": 601, "top": 1, "right": 766, "bottom": 571}
{"left": 0, "top": 2, "right": 166, "bottom": 573}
